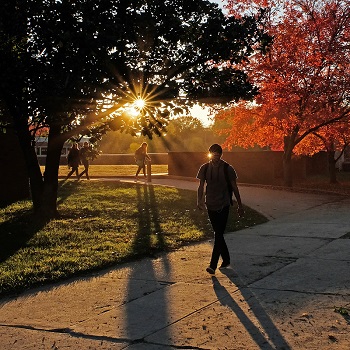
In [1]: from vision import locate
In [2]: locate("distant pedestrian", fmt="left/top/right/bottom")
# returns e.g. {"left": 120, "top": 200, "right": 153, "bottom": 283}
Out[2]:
{"left": 65, "top": 143, "right": 80, "bottom": 180}
{"left": 78, "top": 141, "right": 91, "bottom": 180}
{"left": 134, "top": 142, "right": 151, "bottom": 179}
{"left": 197, "top": 144, "right": 244, "bottom": 275}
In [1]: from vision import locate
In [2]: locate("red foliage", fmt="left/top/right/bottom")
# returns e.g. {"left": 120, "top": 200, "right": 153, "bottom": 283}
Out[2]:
{"left": 218, "top": 0, "right": 350, "bottom": 157}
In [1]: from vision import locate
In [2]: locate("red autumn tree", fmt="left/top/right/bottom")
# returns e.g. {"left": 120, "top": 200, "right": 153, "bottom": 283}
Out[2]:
{"left": 296, "top": 120, "right": 350, "bottom": 183}
{"left": 218, "top": 0, "right": 350, "bottom": 186}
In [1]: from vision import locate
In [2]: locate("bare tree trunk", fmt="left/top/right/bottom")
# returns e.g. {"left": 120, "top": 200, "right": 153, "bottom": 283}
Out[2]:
{"left": 13, "top": 113, "right": 44, "bottom": 211}
{"left": 14, "top": 113, "right": 65, "bottom": 217}
{"left": 327, "top": 149, "right": 338, "bottom": 184}
{"left": 40, "top": 125, "right": 65, "bottom": 217}
{"left": 283, "top": 136, "right": 294, "bottom": 187}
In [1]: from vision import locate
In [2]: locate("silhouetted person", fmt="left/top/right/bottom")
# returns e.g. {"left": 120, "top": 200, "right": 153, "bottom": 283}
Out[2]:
{"left": 197, "top": 144, "right": 245, "bottom": 275}
{"left": 134, "top": 142, "right": 151, "bottom": 180}
{"left": 78, "top": 141, "right": 91, "bottom": 180}
{"left": 65, "top": 143, "right": 80, "bottom": 180}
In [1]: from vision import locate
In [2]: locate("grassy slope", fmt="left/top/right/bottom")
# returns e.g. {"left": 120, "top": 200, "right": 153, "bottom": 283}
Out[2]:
{"left": 0, "top": 181, "right": 267, "bottom": 296}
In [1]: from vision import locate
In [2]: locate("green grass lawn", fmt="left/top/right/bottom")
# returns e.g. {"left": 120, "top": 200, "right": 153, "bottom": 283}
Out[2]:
{"left": 0, "top": 181, "right": 267, "bottom": 296}
{"left": 45, "top": 164, "right": 168, "bottom": 177}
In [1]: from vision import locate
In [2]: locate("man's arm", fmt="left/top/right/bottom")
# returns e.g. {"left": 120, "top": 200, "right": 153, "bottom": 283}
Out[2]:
{"left": 231, "top": 179, "right": 245, "bottom": 217}
{"left": 197, "top": 179, "right": 206, "bottom": 210}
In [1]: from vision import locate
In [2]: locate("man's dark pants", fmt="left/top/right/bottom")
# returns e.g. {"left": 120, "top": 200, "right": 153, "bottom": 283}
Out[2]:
{"left": 207, "top": 205, "right": 230, "bottom": 270}
{"left": 79, "top": 160, "right": 90, "bottom": 179}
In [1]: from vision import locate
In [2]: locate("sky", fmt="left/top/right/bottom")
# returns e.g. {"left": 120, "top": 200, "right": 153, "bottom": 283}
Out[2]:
{"left": 210, "top": 0, "right": 228, "bottom": 13}
{"left": 190, "top": 105, "right": 213, "bottom": 127}
{"left": 210, "top": 0, "right": 225, "bottom": 9}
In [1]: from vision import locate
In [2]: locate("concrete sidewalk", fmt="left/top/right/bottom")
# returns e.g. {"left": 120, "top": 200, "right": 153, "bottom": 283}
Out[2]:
{"left": 0, "top": 178, "right": 349, "bottom": 349}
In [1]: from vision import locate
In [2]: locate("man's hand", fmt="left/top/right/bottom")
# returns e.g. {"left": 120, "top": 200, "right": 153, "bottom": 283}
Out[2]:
{"left": 237, "top": 206, "right": 245, "bottom": 218}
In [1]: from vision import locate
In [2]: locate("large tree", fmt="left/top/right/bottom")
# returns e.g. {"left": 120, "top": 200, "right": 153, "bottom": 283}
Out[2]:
{"left": 296, "top": 121, "right": 350, "bottom": 183}
{"left": 0, "top": 0, "right": 269, "bottom": 217}
{"left": 218, "top": 0, "right": 350, "bottom": 186}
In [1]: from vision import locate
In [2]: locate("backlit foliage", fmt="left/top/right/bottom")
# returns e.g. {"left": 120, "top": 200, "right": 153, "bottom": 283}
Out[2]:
{"left": 216, "top": 0, "right": 350, "bottom": 184}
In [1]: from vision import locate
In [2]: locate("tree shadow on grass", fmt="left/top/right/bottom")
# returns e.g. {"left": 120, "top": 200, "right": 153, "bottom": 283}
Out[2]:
{"left": 0, "top": 210, "right": 48, "bottom": 264}
{"left": 0, "top": 180, "right": 78, "bottom": 266}
{"left": 131, "top": 183, "right": 166, "bottom": 255}
{"left": 0, "top": 200, "right": 20, "bottom": 209}
{"left": 56, "top": 180, "right": 80, "bottom": 207}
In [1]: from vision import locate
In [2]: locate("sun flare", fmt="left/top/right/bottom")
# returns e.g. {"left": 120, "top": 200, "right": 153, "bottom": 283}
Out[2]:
{"left": 134, "top": 98, "right": 146, "bottom": 110}
{"left": 125, "top": 97, "right": 147, "bottom": 118}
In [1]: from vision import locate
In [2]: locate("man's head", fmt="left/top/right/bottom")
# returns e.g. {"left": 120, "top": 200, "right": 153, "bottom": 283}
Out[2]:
{"left": 209, "top": 144, "right": 222, "bottom": 155}
{"left": 208, "top": 144, "right": 222, "bottom": 162}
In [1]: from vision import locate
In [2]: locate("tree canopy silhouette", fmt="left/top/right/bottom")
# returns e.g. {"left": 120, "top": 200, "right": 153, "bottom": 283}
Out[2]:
{"left": 0, "top": 0, "right": 270, "bottom": 216}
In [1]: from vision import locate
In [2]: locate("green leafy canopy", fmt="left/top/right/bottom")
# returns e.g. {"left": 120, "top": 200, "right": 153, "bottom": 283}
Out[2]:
{"left": 1, "top": 0, "right": 270, "bottom": 142}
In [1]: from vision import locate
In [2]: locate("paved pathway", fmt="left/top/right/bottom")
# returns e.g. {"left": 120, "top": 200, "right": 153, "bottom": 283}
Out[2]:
{"left": 0, "top": 178, "right": 349, "bottom": 349}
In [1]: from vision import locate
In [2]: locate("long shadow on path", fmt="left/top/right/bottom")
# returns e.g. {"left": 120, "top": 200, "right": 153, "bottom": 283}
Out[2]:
{"left": 124, "top": 183, "right": 172, "bottom": 344}
{"left": 212, "top": 275, "right": 291, "bottom": 350}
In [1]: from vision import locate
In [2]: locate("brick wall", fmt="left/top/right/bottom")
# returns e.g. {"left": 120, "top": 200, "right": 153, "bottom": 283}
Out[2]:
{"left": 168, "top": 151, "right": 328, "bottom": 185}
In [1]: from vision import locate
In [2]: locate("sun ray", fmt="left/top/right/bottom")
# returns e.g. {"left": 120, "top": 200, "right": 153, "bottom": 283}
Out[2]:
{"left": 134, "top": 98, "right": 145, "bottom": 110}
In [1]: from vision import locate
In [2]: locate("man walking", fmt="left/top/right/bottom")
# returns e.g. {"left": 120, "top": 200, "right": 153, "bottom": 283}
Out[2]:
{"left": 197, "top": 144, "right": 244, "bottom": 274}
{"left": 78, "top": 141, "right": 91, "bottom": 180}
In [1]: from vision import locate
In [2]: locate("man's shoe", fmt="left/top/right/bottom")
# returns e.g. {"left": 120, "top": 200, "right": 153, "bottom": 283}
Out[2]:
{"left": 219, "top": 263, "right": 230, "bottom": 269}
{"left": 206, "top": 267, "right": 215, "bottom": 275}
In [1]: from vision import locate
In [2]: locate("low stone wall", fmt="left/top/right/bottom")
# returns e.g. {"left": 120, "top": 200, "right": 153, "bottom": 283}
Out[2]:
{"left": 2, "top": 144, "right": 329, "bottom": 207}
{"left": 168, "top": 151, "right": 328, "bottom": 185}
{"left": 168, "top": 151, "right": 280, "bottom": 184}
